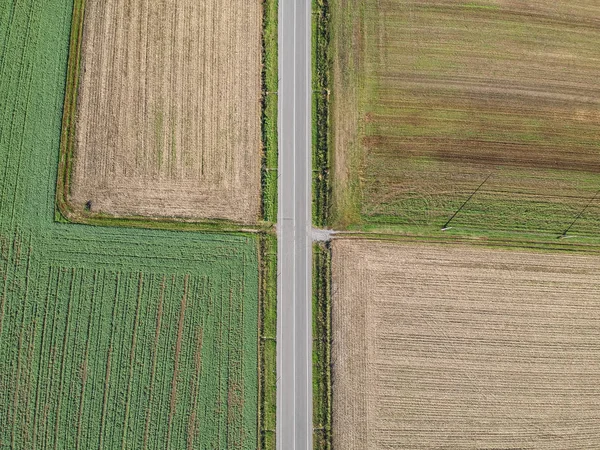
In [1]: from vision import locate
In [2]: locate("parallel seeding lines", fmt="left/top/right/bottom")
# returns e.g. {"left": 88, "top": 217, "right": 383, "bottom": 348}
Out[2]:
{"left": 52, "top": 267, "right": 77, "bottom": 450}
{"left": 97, "top": 271, "right": 120, "bottom": 450}
{"left": 120, "top": 272, "right": 144, "bottom": 450}
{"left": 166, "top": 273, "right": 189, "bottom": 446}
{"left": 70, "top": 0, "right": 261, "bottom": 222}
{"left": 75, "top": 269, "right": 98, "bottom": 450}
{"left": 142, "top": 274, "right": 166, "bottom": 450}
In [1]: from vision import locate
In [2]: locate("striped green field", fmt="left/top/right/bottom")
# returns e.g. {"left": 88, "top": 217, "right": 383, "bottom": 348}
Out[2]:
{"left": 0, "top": 1, "right": 261, "bottom": 448}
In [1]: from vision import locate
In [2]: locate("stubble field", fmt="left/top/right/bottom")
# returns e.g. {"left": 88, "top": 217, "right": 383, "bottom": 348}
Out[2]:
{"left": 0, "top": 1, "right": 265, "bottom": 448}
{"left": 330, "top": 0, "right": 600, "bottom": 239}
{"left": 332, "top": 239, "right": 600, "bottom": 449}
{"left": 66, "top": 0, "right": 262, "bottom": 223}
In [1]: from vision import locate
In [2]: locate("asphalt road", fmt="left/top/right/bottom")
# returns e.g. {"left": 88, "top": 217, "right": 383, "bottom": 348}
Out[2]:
{"left": 276, "top": 0, "right": 312, "bottom": 448}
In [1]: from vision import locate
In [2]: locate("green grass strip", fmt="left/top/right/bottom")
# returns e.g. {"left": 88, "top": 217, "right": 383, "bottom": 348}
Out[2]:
{"left": 259, "top": 233, "right": 277, "bottom": 450}
{"left": 312, "top": 0, "right": 331, "bottom": 228}
{"left": 312, "top": 242, "right": 332, "bottom": 449}
{"left": 56, "top": 0, "right": 85, "bottom": 224}
{"left": 258, "top": 1, "right": 278, "bottom": 440}
{"left": 261, "top": 0, "right": 279, "bottom": 223}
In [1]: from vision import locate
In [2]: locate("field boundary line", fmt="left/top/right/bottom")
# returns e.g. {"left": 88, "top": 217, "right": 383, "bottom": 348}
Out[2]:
{"left": 331, "top": 230, "right": 600, "bottom": 253}
{"left": 55, "top": 0, "right": 84, "bottom": 225}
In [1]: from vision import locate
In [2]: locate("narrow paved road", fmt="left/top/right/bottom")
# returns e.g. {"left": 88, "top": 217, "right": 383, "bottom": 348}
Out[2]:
{"left": 277, "top": 0, "right": 312, "bottom": 448}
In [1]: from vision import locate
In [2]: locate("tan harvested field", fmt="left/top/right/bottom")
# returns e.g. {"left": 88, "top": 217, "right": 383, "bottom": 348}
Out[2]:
{"left": 332, "top": 239, "right": 600, "bottom": 449}
{"left": 70, "top": 0, "right": 262, "bottom": 222}
{"left": 330, "top": 0, "right": 600, "bottom": 236}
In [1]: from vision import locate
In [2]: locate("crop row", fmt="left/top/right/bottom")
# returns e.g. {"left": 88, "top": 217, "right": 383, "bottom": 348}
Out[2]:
{"left": 0, "top": 259, "right": 258, "bottom": 449}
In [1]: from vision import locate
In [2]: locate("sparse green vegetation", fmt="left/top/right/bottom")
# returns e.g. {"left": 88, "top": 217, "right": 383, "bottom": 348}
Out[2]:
{"left": 262, "top": 0, "right": 279, "bottom": 224}
{"left": 259, "top": 234, "right": 277, "bottom": 450}
{"left": 312, "top": 243, "right": 332, "bottom": 450}
{"left": 312, "top": 0, "right": 331, "bottom": 227}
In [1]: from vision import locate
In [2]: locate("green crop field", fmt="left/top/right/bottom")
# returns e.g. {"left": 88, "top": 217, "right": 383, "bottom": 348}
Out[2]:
{"left": 0, "top": 1, "right": 264, "bottom": 448}
{"left": 328, "top": 0, "right": 600, "bottom": 243}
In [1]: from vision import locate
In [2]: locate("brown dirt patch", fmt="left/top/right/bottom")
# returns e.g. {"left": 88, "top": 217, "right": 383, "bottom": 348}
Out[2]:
{"left": 332, "top": 238, "right": 600, "bottom": 449}
{"left": 71, "top": 0, "right": 262, "bottom": 222}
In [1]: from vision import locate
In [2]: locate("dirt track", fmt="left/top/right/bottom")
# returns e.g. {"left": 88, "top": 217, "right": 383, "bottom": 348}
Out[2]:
{"left": 71, "top": 0, "right": 262, "bottom": 222}
{"left": 332, "top": 239, "right": 600, "bottom": 449}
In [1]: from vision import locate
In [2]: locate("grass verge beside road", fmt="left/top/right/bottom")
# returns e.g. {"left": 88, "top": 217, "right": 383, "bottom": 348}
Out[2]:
{"left": 259, "top": 234, "right": 278, "bottom": 450}
{"left": 313, "top": 242, "right": 332, "bottom": 449}
{"left": 262, "top": 0, "right": 279, "bottom": 224}
{"left": 312, "top": 0, "right": 331, "bottom": 228}
{"left": 258, "top": 3, "right": 278, "bottom": 440}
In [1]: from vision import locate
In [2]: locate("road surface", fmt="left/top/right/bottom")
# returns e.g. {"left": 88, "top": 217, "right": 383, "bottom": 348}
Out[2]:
{"left": 277, "top": 0, "right": 312, "bottom": 448}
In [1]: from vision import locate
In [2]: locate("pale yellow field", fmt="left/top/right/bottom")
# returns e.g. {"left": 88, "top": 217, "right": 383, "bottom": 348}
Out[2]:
{"left": 70, "top": 0, "right": 262, "bottom": 222}
{"left": 332, "top": 239, "right": 600, "bottom": 449}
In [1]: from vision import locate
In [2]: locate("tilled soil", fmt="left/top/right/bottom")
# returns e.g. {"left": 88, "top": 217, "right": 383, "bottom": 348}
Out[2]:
{"left": 332, "top": 238, "right": 600, "bottom": 449}
{"left": 330, "top": 0, "right": 600, "bottom": 233}
{"left": 71, "top": 0, "right": 262, "bottom": 222}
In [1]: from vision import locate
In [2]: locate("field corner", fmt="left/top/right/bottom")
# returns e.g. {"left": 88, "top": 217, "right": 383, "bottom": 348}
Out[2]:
{"left": 313, "top": 241, "right": 333, "bottom": 449}
{"left": 259, "top": 233, "right": 277, "bottom": 450}
{"left": 261, "top": 0, "right": 279, "bottom": 225}
{"left": 312, "top": 0, "right": 332, "bottom": 228}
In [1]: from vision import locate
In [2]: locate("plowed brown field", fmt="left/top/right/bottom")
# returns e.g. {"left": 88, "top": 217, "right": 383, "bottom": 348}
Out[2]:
{"left": 330, "top": 0, "right": 600, "bottom": 236}
{"left": 70, "top": 0, "right": 261, "bottom": 222}
{"left": 332, "top": 239, "right": 600, "bottom": 449}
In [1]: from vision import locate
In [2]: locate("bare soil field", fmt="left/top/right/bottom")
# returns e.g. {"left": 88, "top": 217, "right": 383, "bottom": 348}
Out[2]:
{"left": 330, "top": 0, "right": 600, "bottom": 237}
{"left": 69, "top": 0, "right": 262, "bottom": 222}
{"left": 332, "top": 239, "right": 600, "bottom": 449}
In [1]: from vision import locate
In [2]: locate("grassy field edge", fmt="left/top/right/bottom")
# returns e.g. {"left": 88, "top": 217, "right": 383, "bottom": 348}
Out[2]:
{"left": 259, "top": 234, "right": 278, "bottom": 450}
{"left": 261, "top": 0, "right": 279, "bottom": 224}
{"left": 55, "top": 0, "right": 84, "bottom": 225}
{"left": 313, "top": 242, "right": 332, "bottom": 449}
{"left": 57, "top": 0, "right": 277, "bottom": 233}
{"left": 312, "top": 0, "right": 331, "bottom": 228}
